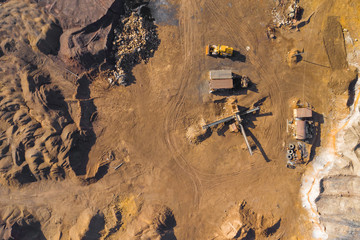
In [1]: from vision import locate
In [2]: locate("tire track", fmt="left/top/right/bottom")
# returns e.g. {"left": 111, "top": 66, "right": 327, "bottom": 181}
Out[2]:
{"left": 222, "top": 0, "right": 284, "bottom": 148}
{"left": 163, "top": 0, "right": 203, "bottom": 208}
{"left": 164, "top": 0, "right": 286, "bottom": 204}
{"left": 188, "top": 0, "right": 286, "bottom": 186}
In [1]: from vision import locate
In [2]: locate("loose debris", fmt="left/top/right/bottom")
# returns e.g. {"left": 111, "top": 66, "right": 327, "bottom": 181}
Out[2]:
{"left": 270, "top": 0, "right": 303, "bottom": 31}
{"left": 286, "top": 142, "right": 309, "bottom": 168}
{"left": 110, "top": 11, "right": 160, "bottom": 86}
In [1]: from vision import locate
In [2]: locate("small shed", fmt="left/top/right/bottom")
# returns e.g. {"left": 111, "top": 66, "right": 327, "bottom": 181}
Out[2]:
{"left": 209, "top": 70, "right": 234, "bottom": 90}
{"left": 293, "top": 108, "right": 312, "bottom": 119}
{"left": 295, "top": 119, "right": 306, "bottom": 140}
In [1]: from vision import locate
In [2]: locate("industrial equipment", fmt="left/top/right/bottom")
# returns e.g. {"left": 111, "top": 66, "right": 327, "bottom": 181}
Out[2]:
{"left": 206, "top": 44, "right": 234, "bottom": 57}
{"left": 292, "top": 108, "right": 314, "bottom": 142}
{"left": 203, "top": 105, "right": 260, "bottom": 155}
{"left": 286, "top": 142, "right": 309, "bottom": 168}
{"left": 209, "top": 70, "right": 250, "bottom": 93}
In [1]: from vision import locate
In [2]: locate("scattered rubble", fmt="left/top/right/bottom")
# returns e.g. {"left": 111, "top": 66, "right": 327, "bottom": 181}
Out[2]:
{"left": 110, "top": 11, "right": 160, "bottom": 86}
{"left": 270, "top": 0, "right": 303, "bottom": 30}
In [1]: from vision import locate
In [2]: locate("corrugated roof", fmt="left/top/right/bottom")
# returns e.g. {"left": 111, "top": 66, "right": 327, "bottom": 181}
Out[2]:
{"left": 209, "top": 79, "right": 234, "bottom": 89}
{"left": 295, "top": 119, "right": 306, "bottom": 140}
{"left": 294, "top": 108, "right": 312, "bottom": 118}
{"left": 209, "top": 70, "right": 232, "bottom": 79}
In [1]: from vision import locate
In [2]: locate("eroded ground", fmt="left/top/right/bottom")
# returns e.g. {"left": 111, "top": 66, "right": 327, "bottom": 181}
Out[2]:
{"left": 0, "top": 0, "right": 358, "bottom": 239}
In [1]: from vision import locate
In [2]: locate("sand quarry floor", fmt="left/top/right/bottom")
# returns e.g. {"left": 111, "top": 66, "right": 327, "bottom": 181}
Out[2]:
{"left": 0, "top": 0, "right": 358, "bottom": 239}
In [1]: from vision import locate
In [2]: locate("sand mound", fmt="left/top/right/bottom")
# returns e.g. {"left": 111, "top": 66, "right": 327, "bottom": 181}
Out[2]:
{"left": 0, "top": 206, "right": 46, "bottom": 240}
{"left": 0, "top": 60, "right": 82, "bottom": 186}
{"left": 0, "top": 1, "right": 61, "bottom": 56}
{"left": 315, "top": 120, "right": 360, "bottom": 238}
{"left": 186, "top": 118, "right": 209, "bottom": 144}
{"left": 46, "top": 0, "right": 159, "bottom": 77}
{"left": 287, "top": 49, "right": 302, "bottom": 67}
{"left": 0, "top": 0, "right": 99, "bottom": 186}
{"left": 69, "top": 209, "right": 105, "bottom": 240}
{"left": 38, "top": 0, "right": 114, "bottom": 70}
{"left": 215, "top": 201, "right": 281, "bottom": 239}
{"left": 104, "top": 201, "right": 177, "bottom": 239}
{"left": 152, "top": 206, "right": 176, "bottom": 235}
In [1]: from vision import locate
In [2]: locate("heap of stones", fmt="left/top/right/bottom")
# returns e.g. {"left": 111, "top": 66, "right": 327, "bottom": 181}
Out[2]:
{"left": 111, "top": 11, "right": 159, "bottom": 85}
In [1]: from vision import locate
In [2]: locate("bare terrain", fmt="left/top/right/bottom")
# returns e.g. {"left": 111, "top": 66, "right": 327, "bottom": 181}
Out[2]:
{"left": 0, "top": 0, "right": 359, "bottom": 239}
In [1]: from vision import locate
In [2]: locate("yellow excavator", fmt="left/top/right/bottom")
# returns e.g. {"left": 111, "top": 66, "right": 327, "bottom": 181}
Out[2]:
{"left": 205, "top": 44, "right": 233, "bottom": 57}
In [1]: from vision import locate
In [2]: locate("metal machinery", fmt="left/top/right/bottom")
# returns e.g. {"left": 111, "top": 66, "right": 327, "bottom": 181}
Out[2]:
{"left": 286, "top": 142, "right": 309, "bottom": 168}
{"left": 286, "top": 107, "right": 313, "bottom": 168}
{"left": 206, "top": 44, "right": 234, "bottom": 57}
{"left": 209, "top": 70, "right": 250, "bottom": 93}
{"left": 202, "top": 106, "right": 260, "bottom": 155}
{"left": 240, "top": 75, "right": 250, "bottom": 88}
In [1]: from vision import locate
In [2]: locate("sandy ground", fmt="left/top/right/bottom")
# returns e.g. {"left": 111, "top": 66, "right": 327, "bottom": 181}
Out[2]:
{"left": 0, "top": 0, "right": 358, "bottom": 239}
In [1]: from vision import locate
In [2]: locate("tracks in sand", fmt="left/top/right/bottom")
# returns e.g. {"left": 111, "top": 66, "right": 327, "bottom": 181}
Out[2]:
{"left": 163, "top": 0, "right": 286, "bottom": 208}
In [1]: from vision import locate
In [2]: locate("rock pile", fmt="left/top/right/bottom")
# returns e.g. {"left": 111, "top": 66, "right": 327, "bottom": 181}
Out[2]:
{"left": 111, "top": 11, "right": 159, "bottom": 85}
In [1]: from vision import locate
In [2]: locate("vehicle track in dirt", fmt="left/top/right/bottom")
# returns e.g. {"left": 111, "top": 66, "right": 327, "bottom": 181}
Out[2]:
{"left": 207, "top": 1, "right": 286, "bottom": 156}
{"left": 164, "top": 0, "right": 271, "bottom": 207}
{"left": 192, "top": 0, "right": 286, "bottom": 183}
{"left": 163, "top": 0, "right": 203, "bottom": 209}
{"left": 164, "top": 0, "right": 288, "bottom": 207}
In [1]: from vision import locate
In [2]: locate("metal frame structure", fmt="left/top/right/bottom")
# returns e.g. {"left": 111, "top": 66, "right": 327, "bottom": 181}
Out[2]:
{"left": 202, "top": 106, "right": 260, "bottom": 155}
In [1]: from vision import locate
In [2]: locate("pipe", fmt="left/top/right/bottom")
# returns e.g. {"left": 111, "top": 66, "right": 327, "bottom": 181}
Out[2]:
{"left": 202, "top": 115, "right": 236, "bottom": 129}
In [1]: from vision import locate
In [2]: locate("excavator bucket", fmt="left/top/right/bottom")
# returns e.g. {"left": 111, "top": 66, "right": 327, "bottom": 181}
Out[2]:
{"left": 205, "top": 45, "right": 211, "bottom": 56}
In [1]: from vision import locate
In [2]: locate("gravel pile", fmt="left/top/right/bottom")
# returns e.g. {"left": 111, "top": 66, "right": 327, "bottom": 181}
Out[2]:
{"left": 111, "top": 11, "right": 159, "bottom": 85}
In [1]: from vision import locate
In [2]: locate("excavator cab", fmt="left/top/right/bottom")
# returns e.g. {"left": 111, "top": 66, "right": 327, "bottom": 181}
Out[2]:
{"left": 219, "top": 45, "right": 233, "bottom": 56}
{"left": 206, "top": 44, "right": 233, "bottom": 57}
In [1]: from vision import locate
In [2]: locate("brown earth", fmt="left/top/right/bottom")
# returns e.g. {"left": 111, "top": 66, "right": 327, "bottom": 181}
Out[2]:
{"left": 0, "top": 0, "right": 357, "bottom": 239}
